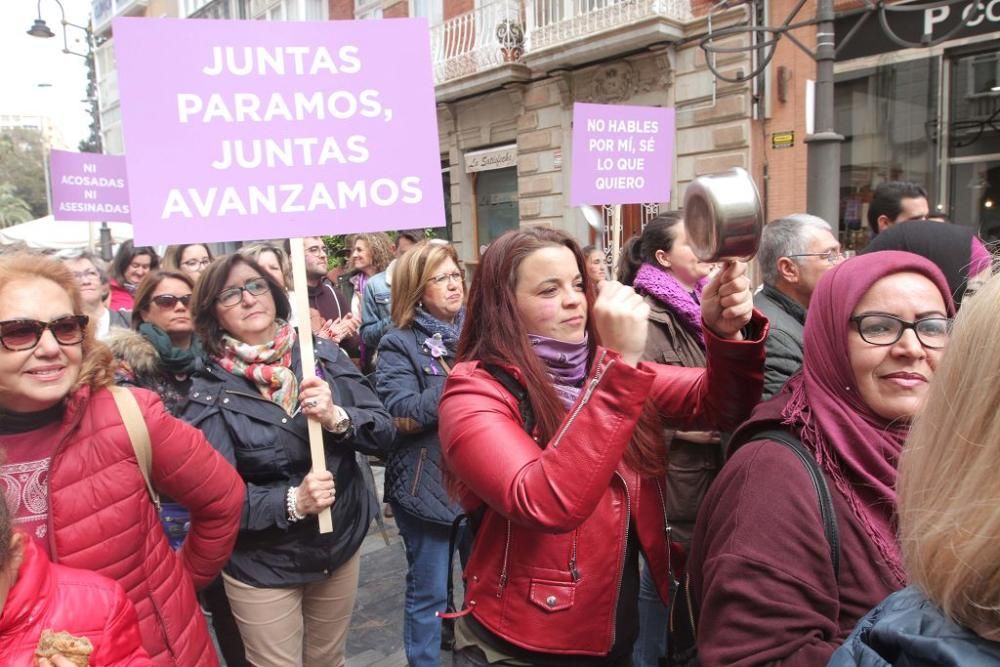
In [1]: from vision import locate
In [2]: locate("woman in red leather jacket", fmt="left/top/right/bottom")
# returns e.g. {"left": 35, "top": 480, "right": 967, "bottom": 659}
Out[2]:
{"left": 0, "top": 494, "right": 151, "bottom": 667}
{"left": 438, "top": 227, "right": 767, "bottom": 665}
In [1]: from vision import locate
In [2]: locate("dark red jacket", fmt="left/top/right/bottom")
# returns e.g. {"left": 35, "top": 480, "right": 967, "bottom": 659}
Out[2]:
{"left": 40, "top": 385, "right": 243, "bottom": 666}
{"left": 689, "top": 396, "right": 901, "bottom": 666}
{"left": 438, "top": 317, "right": 766, "bottom": 657}
{"left": 0, "top": 537, "right": 151, "bottom": 666}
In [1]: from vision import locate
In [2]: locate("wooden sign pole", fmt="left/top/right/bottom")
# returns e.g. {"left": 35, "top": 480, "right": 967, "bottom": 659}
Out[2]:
{"left": 288, "top": 236, "right": 334, "bottom": 534}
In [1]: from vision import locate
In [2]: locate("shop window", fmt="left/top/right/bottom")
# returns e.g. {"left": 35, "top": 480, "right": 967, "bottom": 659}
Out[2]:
{"left": 475, "top": 167, "right": 519, "bottom": 252}
{"left": 834, "top": 57, "right": 939, "bottom": 248}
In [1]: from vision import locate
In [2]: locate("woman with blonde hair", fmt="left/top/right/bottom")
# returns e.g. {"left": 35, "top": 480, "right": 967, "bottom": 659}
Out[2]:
{"left": 0, "top": 253, "right": 243, "bottom": 666}
{"left": 829, "top": 270, "right": 1000, "bottom": 665}
{"left": 240, "top": 242, "right": 293, "bottom": 291}
{"left": 347, "top": 232, "right": 394, "bottom": 370}
{"left": 162, "top": 244, "right": 213, "bottom": 279}
{"left": 375, "top": 240, "right": 466, "bottom": 666}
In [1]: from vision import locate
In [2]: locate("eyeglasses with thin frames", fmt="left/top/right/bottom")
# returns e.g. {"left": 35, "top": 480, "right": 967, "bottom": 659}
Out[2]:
{"left": 786, "top": 250, "right": 844, "bottom": 265}
{"left": 428, "top": 271, "right": 463, "bottom": 287}
{"left": 0, "top": 315, "right": 89, "bottom": 352}
{"left": 72, "top": 269, "right": 100, "bottom": 281}
{"left": 849, "top": 314, "right": 952, "bottom": 349}
{"left": 181, "top": 258, "right": 211, "bottom": 269}
{"left": 217, "top": 278, "right": 270, "bottom": 308}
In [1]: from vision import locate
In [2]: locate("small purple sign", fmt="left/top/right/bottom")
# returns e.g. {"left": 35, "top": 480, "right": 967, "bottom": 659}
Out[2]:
{"left": 570, "top": 103, "right": 675, "bottom": 207}
{"left": 49, "top": 150, "right": 131, "bottom": 222}
{"left": 113, "top": 17, "right": 444, "bottom": 246}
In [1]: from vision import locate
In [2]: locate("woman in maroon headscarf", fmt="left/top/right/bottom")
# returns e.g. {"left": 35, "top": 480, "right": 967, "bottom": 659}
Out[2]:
{"left": 688, "top": 251, "right": 956, "bottom": 667}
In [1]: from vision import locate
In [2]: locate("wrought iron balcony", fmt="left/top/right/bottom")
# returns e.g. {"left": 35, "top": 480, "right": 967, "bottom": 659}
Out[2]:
{"left": 525, "top": 0, "right": 691, "bottom": 52}
{"left": 430, "top": 0, "right": 525, "bottom": 85}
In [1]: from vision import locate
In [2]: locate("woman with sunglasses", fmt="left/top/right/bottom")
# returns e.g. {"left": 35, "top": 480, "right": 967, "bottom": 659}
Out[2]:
{"left": 689, "top": 251, "right": 956, "bottom": 666}
{"left": 0, "top": 253, "right": 244, "bottom": 667}
{"left": 109, "top": 271, "right": 200, "bottom": 416}
{"left": 181, "top": 254, "right": 394, "bottom": 667}
{"left": 107, "top": 270, "right": 249, "bottom": 666}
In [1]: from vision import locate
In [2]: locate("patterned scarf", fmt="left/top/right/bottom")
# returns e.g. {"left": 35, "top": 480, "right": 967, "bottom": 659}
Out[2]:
{"left": 633, "top": 263, "right": 707, "bottom": 348}
{"left": 529, "top": 333, "right": 590, "bottom": 410}
{"left": 215, "top": 320, "right": 299, "bottom": 415}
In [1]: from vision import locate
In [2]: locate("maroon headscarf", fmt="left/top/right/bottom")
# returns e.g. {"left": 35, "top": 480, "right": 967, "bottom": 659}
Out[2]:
{"left": 780, "top": 250, "right": 955, "bottom": 587}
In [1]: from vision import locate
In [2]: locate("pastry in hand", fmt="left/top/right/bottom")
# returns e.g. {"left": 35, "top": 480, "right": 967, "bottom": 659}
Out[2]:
{"left": 34, "top": 629, "right": 94, "bottom": 667}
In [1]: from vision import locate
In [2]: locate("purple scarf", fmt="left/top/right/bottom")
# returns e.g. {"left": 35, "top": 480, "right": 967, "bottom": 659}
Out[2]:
{"left": 633, "top": 263, "right": 707, "bottom": 347}
{"left": 529, "top": 334, "right": 589, "bottom": 410}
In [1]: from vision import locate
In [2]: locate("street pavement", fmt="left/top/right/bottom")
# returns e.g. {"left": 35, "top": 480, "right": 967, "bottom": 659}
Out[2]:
{"left": 345, "top": 465, "right": 458, "bottom": 667}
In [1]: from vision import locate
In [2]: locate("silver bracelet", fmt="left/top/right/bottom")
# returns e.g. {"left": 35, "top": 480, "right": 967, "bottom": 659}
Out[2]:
{"left": 286, "top": 486, "right": 306, "bottom": 522}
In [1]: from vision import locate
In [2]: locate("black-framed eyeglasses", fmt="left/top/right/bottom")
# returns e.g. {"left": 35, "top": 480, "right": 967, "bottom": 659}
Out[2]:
{"left": 217, "top": 278, "right": 270, "bottom": 308}
{"left": 181, "top": 258, "right": 211, "bottom": 269}
{"left": 428, "top": 270, "right": 463, "bottom": 287}
{"left": 151, "top": 294, "right": 192, "bottom": 309}
{"left": 787, "top": 250, "right": 844, "bottom": 265}
{"left": 0, "top": 315, "right": 89, "bottom": 352}
{"left": 850, "top": 314, "right": 952, "bottom": 349}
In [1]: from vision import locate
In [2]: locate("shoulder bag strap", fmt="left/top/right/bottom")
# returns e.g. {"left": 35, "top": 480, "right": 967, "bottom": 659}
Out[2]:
{"left": 108, "top": 385, "right": 161, "bottom": 512}
{"left": 751, "top": 428, "right": 840, "bottom": 580}
{"left": 483, "top": 364, "right": 535, "bottom": 435}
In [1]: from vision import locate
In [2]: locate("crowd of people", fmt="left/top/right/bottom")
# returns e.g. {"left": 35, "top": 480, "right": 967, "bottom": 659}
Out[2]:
{"left": 1, "top": 195, "right": 998, "bottom": 667}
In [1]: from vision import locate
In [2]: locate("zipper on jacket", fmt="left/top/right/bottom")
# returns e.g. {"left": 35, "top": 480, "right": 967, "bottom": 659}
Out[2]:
{"left": 550, "top": 350, "right": 613, "bottom": 449}
{"left": 569, "top": 530, "right": 581, "bottom": 582}
{"left": 610, "top": 471, "right": 632, "bottom": 647}
{"left": 411, "top": 448, "right": 428, "bottom": 496}
{"left": 654, "top": 479, "right": 674, "bottom": 582}
{"left": 497, "top": 519, "right": 512, "bottom": 598}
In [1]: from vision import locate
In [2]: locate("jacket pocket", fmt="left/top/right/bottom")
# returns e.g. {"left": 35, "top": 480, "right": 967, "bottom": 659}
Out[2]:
{"left": 528, "top": 579, "right": 577, "bottom": 613}
{"left": 410, "top": 448, "right": 428, "bottom": 496}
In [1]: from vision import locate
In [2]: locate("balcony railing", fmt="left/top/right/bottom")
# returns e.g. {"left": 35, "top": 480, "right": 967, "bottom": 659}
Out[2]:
{"left": 526, "top": 0, "right": 691, "bottom": 51}
{"left": 431, "top": 0, "right": 689, "bottom": 86}
{"left": 430, "top": 0, "right": 525, "bottom": 84}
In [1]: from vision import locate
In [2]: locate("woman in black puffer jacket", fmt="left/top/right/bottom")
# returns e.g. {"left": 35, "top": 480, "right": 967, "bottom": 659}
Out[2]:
{"left": 375, "top": 240, "right": 466, "bottom": 667}
{"left": 181, "top": 253, "right": 394, "bottom": 667}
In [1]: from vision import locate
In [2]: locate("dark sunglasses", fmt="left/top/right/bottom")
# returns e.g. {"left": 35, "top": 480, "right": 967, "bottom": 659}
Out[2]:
{"left": 151, "top": 294, "right": 192, "bottom": 309}
{"left": 0, "top": 315, "right": 89, "bottom": 352}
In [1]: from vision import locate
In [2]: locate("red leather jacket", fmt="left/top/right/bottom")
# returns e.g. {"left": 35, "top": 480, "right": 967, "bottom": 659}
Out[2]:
{"left": 0, "top": 537, "right": 151, "bottom": 666}
{"left": 39, "top": 386, "right": 243, "bottom": 666}
{"left": 439, "top": 317, "right": 766, "bottom": 656}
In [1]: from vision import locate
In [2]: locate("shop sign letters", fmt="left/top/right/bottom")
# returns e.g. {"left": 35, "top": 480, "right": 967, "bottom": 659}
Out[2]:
{"left": 49, "top": 150, "right": 131, "bottom": 222}
{"left": 113, "top": 17, "right": 445, "bottom": 245}
{"left": 570, "top": 103, "right": 675, "bottom": 206}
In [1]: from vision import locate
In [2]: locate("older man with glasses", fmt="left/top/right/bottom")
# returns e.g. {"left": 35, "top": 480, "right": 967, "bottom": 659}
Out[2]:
{"left": 57, "top": 249, "right": 130, "bottom": 341}
{"left": 754, "top": 214, "right": 843, "bottom": 400}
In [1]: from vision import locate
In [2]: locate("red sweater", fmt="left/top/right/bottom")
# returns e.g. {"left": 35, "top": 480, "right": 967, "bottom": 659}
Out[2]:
{"left": 689, "top": 432, "right": 901, "bottom": 666}
{"left": 0, "top": 538, "right": 151, "bottom": 666}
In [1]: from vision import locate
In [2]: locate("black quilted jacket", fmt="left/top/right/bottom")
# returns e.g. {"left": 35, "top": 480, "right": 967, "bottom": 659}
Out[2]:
{"left": 375, "top": 325, "right": 462, "bottom": 525}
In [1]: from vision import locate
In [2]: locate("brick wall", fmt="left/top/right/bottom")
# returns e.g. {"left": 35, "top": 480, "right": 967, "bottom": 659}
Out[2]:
{"left": 328, "top": 0, "right": 353, "bottom": 19}
{"left": 756, "top": 0, "right": 816, "bottom": 222}
{"left": 445, "top": 0, "right": 473, "bottom": 20}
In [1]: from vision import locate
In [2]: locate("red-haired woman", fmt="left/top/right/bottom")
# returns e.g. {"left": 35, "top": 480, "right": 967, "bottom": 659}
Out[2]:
{"left": 438, "top": 227, "right": 767, "bottom": 665}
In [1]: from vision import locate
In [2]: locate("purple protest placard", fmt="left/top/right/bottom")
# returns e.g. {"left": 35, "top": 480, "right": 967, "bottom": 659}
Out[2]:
{"left": 49, "top": 150, "right": 131, "bottom": 222}
{"left": 112, "top": 17, "right": 444, "bottom": 246}
{"left": 570, "top": 103, "right": 675, "bottom": 207}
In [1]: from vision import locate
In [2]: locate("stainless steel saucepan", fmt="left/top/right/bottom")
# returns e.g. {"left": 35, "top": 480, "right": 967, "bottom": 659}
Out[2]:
{"left": 683, "top": 167, "right": 764, "bottom": 263}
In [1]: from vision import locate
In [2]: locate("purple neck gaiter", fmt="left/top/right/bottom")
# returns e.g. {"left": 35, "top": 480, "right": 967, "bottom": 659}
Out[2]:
{"left": 528, "top": 333, "right": 590, "bottom": 410}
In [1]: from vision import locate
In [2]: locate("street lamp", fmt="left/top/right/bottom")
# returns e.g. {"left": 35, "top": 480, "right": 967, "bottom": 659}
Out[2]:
{"left": 27, "top": 0, "right": 92, "bottom": 59}
{"left": 28, "top": 0, "right": 113, "bottom": 261}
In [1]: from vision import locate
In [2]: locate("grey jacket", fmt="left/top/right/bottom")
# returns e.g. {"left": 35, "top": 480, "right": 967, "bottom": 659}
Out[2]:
{"left": 753, "top": 284, "right": 807, "bottom": 400}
